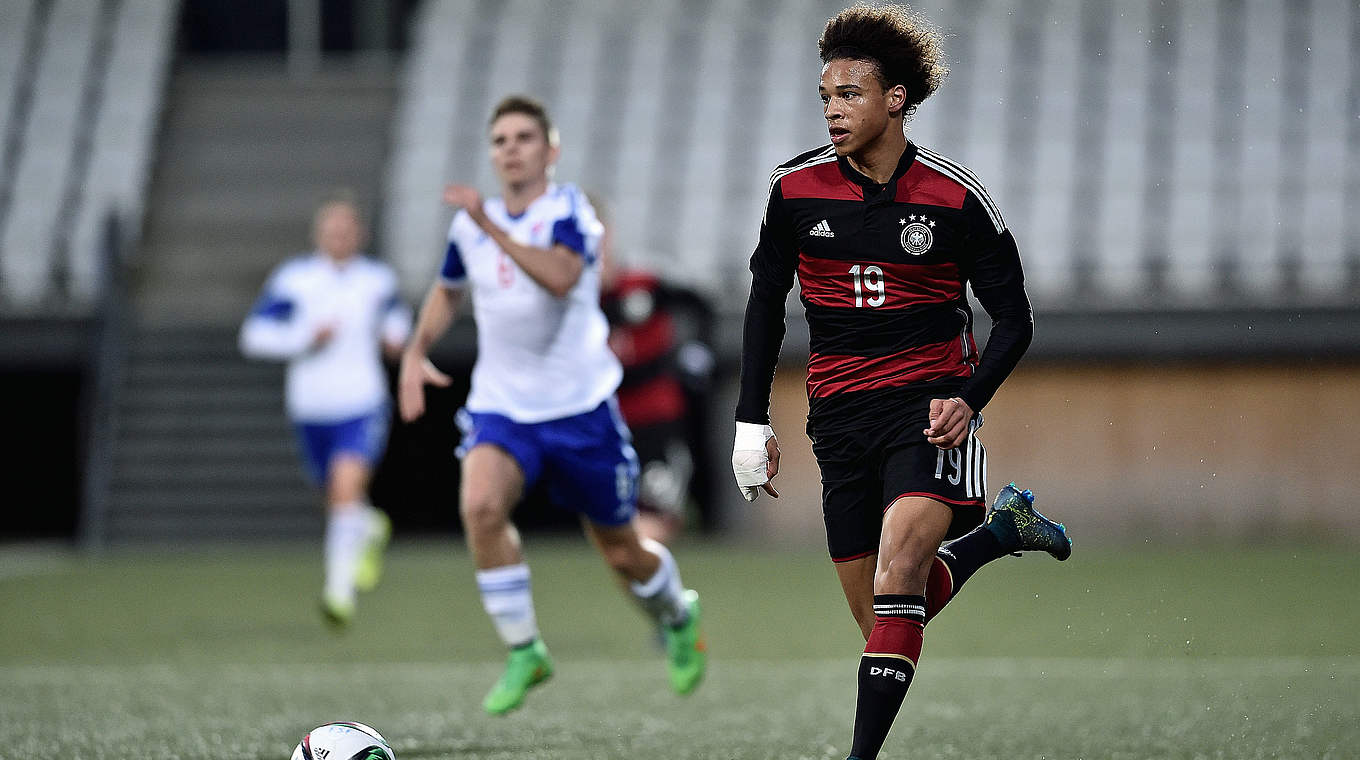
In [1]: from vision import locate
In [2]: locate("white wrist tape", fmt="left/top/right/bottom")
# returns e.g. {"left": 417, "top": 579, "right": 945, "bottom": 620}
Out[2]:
{"left": 732, "top": 422, "right": 775, "bottom": 489}
{"left": 734, "top": 422, "right": 774, "bottom": 451}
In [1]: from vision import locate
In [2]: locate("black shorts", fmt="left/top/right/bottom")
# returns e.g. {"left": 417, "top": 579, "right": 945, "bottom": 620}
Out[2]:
{"left": 811, "top": 397, "right": 988, "bottom": 562}
{"left": 630, "top": 420, "right": 691, "bottom": 518}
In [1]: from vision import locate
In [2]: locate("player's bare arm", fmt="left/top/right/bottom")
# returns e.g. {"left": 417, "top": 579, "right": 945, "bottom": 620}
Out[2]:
{"left": 444, "top": 184, "right": 585, "bottom": 298}
{"left": 397, "top": 283, "right": 461, "bottom": 422}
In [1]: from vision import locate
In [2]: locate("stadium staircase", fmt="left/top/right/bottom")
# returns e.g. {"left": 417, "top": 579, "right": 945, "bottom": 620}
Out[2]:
{"left": 100, "top": 59, "right": 397, "bottom": 543}
{"left": 135, "top": 59, "right": 395, "bottom": 324}
{"left": 103, "top": 324, "right": 318, "bottom": 542}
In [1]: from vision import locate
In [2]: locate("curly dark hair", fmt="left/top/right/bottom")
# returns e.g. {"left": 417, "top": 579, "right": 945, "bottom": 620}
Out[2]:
{"left": 818, "top": 3, "right": 948, "bottom": 116}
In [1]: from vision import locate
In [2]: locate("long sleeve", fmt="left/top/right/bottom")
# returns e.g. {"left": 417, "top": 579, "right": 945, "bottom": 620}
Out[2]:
{"left": 379, "top": 283, "right": 413, "bottom": 348}
{"left": 239, "top": 280, "right": 312, "bottom": 361}
{"left": 956, "top": 223, "right": 1033, "bottom": 411}
{"left": 735, "top": 180, "right": 799, "bottom": 425}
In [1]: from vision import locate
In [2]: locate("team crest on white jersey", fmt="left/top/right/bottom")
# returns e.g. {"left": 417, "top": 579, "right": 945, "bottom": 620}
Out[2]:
{"left": 900, "top": 214, "right": 935, "bottom": 256}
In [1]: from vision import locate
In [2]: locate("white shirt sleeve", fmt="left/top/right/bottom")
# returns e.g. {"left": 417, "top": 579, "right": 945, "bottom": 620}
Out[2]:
{"left": 239, "top": 266, "right": 313, "bottom": 360}
{"left": 380, "top": 276, "right": 413, "bottom": 347}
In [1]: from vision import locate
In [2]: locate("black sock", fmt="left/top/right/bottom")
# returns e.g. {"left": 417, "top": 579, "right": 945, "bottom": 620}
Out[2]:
{"left": 937, "top": 525, "right": 1006, "bottom": 590}
{"left": 849, "top": 594, "right": 925, "bottom": 760}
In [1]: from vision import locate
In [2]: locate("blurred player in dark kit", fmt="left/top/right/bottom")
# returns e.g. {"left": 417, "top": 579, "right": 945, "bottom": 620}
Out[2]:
{"left": 595, "top": 203, "right": 716, "bottom": 544}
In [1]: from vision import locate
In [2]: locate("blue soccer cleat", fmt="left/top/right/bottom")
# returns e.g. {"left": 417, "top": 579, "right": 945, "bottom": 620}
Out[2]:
{"left": 983, "top": 483, "right": 1072, "bottom": 561}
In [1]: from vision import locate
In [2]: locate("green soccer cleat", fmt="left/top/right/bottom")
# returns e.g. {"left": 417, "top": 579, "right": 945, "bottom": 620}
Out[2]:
{"left": 483, "top": 639, "right": 554, "bottom": 715}
{"left": 983, "top": 483, "right": 1072, "bottom": 561}
{"left": 354, "top": 508, "right": 391, "bottom": 593}
{"left": 663, "top": 589, "right": 707, "bottom": 695}
{"left": 320, "top": 594, "right": 355, "bottom": 629}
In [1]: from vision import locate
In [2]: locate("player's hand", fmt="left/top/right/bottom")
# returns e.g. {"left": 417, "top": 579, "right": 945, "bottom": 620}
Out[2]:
{"left": 310, "top": 323, "right": 336, "bottom": 351}
{"left": 732, "top": 422, "right": 780, "bottom": 501}
{"left": 398, "top": 351, "right": 452, "bottom": 422}
{"left": 924, "top": 396, "right": 973, "bottom": 449}
{"left": 442, "top": 184, "right": 483, "bottom": 215}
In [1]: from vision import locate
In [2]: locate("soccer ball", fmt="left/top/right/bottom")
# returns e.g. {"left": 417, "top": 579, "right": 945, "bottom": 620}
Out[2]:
{"left": 290, "top": 722, "right": 395, "bottom": 760}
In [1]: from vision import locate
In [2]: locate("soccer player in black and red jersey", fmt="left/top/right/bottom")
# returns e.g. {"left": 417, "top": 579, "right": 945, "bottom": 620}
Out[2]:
{"left": 731, "top": 5, "right": 1072, "bottom": 759}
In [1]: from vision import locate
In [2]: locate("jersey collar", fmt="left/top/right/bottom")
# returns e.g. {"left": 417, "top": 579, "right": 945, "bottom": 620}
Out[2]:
{"left": 498, "top": 182, "right": 558, "bottom": 221}
{"left": 836, "top": 141, "right": 919, "bottom": 191}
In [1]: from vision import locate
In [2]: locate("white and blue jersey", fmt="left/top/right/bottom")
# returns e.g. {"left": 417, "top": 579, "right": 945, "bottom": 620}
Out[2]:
{"left": 240, "top": 253, "right": 411, "bottom": 482}
{"left": 441, "top": 183, "right": 637, "bottom": 524}
{"left": 440, "top": 183, "right": 622, "bottom": 424}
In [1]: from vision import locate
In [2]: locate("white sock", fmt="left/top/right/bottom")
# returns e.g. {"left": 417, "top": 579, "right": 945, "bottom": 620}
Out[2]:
{"left": 477, "top": 563, "right": 539, "bottom": 647}
{"left": 324, "top": 501, "right": 367, "bottom": 603}
{"left": 628, "top": 538, "right": 689, "bottom": 627}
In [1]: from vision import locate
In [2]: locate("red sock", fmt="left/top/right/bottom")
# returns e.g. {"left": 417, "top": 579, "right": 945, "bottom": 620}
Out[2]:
{"left": 924, "top": 555, "right": 954, "bottom": 623}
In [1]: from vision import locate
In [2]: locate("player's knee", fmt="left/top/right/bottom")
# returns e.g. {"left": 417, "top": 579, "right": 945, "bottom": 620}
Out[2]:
{"left": 325, "top": 457, "right": 369, "bottom": 504}
{"left": 597, "top": 540, "right": 638, "bottom": 575}
{"left": 877, "top": 543, "right": 935, "bottom": 591}
{"left": 459, "top": 492, "right": 510, "bottom": 534}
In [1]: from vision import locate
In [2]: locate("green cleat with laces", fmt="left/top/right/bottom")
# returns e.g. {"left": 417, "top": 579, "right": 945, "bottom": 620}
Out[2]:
{"left": 663, "top": 589, "right": 707, "bottom": 695}
{"left": 483, "top": 639, "right": 554, "bottom": 715}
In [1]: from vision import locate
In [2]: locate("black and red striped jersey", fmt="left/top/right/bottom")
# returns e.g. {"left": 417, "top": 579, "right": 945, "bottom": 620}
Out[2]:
{"left": 736, "top": 142, "right": 1033, "bottom": 433}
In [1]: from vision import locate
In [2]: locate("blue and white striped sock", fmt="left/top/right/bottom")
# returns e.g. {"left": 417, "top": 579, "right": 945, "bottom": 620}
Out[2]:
{"left": 476, "top": 563, "right": 539, "bottom": 648}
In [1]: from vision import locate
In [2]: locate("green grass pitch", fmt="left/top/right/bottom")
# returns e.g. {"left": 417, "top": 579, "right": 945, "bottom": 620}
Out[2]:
{"left": 2, "top": 539, "right": 1357, "bottom": 759}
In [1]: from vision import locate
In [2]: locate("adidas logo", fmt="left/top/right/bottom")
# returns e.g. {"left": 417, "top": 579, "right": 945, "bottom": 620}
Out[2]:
{"left": 809, "top": 219, "right": 835, "bottom": 237}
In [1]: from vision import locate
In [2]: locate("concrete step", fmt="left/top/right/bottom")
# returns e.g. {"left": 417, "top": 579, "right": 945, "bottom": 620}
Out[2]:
{"left": 132, "top": 293, "right": 267, "bottom": 326}
{"left": 121, "top": 386, "right": 281, "bottom": 411}
{"left": 124, "top": 361, "right": 281, "bottom": 385}
{"left": 160, "top": 96, "right": 393, "bottom": 134}
{"left": 106, "top": 511, "right": 318, "bottom": 542}
{"left": 109, "top": 489, "right": 314, "bottom": 514}
{"left": 126, "top": 334, "right": 251, "bottom": 360}
{"left": 114, "top": 437, "right": 297, "bottom": 464}
{"left": 112, "top": 460, "right": 304, "bottom": 487}
{"left": 118, "top": 412, "right": 293, "bottom": 436}
{"left": 152, "top": 140, "right": 388, "bottom": 185}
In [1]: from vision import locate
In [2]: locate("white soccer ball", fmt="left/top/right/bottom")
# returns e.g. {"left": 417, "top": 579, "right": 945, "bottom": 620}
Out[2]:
{"left": 290, "top": 722, "right": 395, "bottom": 760}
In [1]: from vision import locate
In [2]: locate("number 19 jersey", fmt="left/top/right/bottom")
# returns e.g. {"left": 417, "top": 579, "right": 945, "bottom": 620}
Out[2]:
{"left": 440, "top": 183, "right": 622, "bottom": 424}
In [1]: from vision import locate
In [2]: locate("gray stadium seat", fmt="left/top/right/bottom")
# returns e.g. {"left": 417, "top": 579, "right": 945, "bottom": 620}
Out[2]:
{"left": 68, "top": 0, "right": 177, "bottom": 306}
{"left": 384, "top": 0, "right": 1358, "bottom": 309}
{"left": 1, "top": 0, "right": 99, "bottom": 307}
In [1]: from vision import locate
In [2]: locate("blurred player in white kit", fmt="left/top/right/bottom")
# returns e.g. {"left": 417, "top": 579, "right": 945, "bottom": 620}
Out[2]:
{"left": 240, "top": 194, "right": 411, "bottom": 627}
{"left": 398, "top": 95, "right": 707, "bottom": 715}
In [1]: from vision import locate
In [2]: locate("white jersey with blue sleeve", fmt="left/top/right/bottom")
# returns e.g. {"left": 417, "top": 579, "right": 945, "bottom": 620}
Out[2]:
{"left": 240, "top": 253, "right": 412, "bottom": 422}
{"left": 440, "top": 183, "right": 622, "bottom": 423}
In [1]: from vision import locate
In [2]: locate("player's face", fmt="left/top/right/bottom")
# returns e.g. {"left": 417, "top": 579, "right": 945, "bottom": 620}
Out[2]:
{"left": 819, "top": 59, "right": 905, "bottom": 157}
{"left": 489, "top": 113, "right": 557, "bottom": 189}
{"left": 313, "top": 203, "right": 364, "bottom": 260}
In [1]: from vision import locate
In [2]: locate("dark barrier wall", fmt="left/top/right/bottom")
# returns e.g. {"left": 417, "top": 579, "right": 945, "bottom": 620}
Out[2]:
{"left": 2, "top": 370, "right": 83, "bottom": 539}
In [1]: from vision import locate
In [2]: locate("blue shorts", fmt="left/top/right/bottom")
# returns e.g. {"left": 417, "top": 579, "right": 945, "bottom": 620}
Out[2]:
{"left": 294, "top": 406, "right": 391, "bottom": 485}
{"left": 457, "top": 399, "right": 639, "bottom": 526}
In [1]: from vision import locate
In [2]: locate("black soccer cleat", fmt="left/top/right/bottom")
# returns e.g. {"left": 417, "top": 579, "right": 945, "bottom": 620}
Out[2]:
{"left": 983, "top": 483, "right": 1072, "bottom": 561}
